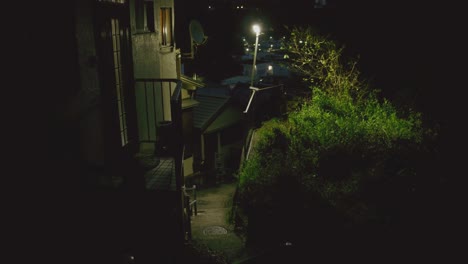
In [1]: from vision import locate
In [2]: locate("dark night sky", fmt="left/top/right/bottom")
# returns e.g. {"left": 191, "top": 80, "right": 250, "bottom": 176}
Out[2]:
{"left": 176, "top": 0, "right": 459, "bottom": 122}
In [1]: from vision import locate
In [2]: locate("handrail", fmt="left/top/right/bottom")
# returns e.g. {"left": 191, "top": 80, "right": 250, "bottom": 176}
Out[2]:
{"left": 183, "top": 185, "right": 198, "bottom": 216}
{"left": 135, "top": 78, "right": 186, "bottom": 243}
{"left": 168, "top": 79, "right": 182, "bottom": 102}
{"left": 134, "top": 78, "right": 184, "bottom": 190}
{"left": 243, "top": 84, "right": 284, "bottom": 113}
{"left": 134, "top": 78, "right": 182, "bottom": 143}
{"left": 169, "top": 79, "right": 183, "bottom": 194}
{"left": 250, "top": 84, "right": 283, "bottom": 91}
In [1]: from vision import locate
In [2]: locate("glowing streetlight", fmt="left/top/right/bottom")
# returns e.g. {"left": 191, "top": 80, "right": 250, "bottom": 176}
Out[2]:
{"left": 244, "top": 24, "right": 261, "bottom": 114}
{"left": 250, "top": 24, "right": 261, "bottom": 87}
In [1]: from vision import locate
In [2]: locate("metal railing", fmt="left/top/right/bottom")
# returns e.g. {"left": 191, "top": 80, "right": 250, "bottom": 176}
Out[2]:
{"left": 182, "top": 184, "right": 197, "bottom": 241}
{"left": 243, "top": 84, "right": 284, "bottom": 113}
{"left": 134, "top": 78, "right": 182, "bottom": 143}
{"left": 134, "top": 78, "right": 183, "bottom": 186}
{"left": 183, "top": 185, "right": 198, "bottom": 216}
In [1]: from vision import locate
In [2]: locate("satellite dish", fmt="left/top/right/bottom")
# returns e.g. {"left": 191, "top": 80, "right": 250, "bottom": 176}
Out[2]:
{"left": 183, "top": 20, "right": 207, "bottom": 59}
{"left": 189, "top": 20, "right": 207, "bottom": 45}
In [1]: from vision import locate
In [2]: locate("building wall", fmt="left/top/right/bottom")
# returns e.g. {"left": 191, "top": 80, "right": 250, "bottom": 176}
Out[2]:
{"left": 183, "top": 156, "right": 194, "bottom": 176}
{"left": 132, "top": 33, "right": 161, "bottom": 78}
{"left": 131, "top": 0, "right": 178, "bottom": 143}
{"left": 160, "top": 51, "right": 178, "bottom": 121}
{"left": 75, "top": 0, "right": 105, "bottom": 166}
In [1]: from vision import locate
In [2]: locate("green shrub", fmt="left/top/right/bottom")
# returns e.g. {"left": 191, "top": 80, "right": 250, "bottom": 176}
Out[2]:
{"left": 239, "top": 89, "right": 423, "bottom": 223}
{"left": 238, "top": 120, "right": 290, "bottom": 210}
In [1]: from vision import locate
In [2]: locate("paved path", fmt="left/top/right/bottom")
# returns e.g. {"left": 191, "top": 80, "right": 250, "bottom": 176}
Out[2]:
{"left": 190, "top": 182, "right": 248, "bottom": 263}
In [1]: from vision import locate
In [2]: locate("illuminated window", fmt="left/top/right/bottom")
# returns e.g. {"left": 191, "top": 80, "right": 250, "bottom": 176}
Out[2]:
{"left": 160, "top": 7, "right": 173, "bottom": 46}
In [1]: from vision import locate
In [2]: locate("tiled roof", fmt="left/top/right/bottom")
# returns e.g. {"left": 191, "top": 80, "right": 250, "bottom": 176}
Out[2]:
{"left": 205, "top": 105, "right": 243, "bottom": 134}
{"left": 193, "top": 95, "right": 230, "bottom": 131}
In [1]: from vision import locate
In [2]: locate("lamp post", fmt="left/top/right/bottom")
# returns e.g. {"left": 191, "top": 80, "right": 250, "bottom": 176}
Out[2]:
{"left": 244, "top": 24, "right": 261, "bottom": 114}
{"left": 250, "top": 24, "right": 260, "bottom": 87}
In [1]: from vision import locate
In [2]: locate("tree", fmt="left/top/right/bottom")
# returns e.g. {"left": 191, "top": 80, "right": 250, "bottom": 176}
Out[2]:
{"left": 282, "top": 26, "right": 364, "bottom": 100}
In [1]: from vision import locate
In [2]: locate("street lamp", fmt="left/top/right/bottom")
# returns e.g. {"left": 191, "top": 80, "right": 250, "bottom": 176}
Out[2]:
{"left": 250, "top": 24, "right": 260, "bottom": 87}
{"left": 244, "top": 24, "right": 261, "bottom": 114}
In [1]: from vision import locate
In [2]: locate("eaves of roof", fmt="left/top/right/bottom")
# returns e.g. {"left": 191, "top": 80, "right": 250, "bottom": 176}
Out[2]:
{"left": 193, "top": 95, "right": 230, "bottom": 132}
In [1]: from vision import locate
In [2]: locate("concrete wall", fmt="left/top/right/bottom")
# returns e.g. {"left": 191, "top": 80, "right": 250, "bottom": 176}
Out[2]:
{"left": 183, "top": 156, "right": 194, "bottom": 177}
{"left": 132, "top": 33, "right": 163, "bottom": 142}
{"left": 131, "top": 0, "right": 178, "bottom": 140}
{"left": 160, "top": 51, "right": 178, "bottom": 121}
{"left": 75, "top": 0, "right": 105, "bottom": 166}
{"left": 132, "top": 33, "right": 161, "bottom": 78}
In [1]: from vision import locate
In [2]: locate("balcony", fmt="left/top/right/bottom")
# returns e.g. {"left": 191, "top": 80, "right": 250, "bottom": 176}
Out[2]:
{"left": 134, "top": 78, "right": 183, "bottom": 192}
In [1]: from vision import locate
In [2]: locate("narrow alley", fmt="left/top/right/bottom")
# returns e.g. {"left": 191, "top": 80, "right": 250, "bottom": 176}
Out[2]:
{"left": 189, "top": 182, "right": 248, "bottom": 263}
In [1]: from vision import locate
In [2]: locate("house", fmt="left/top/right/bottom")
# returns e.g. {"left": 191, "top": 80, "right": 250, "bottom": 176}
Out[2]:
{"left": 45, "top": 0, "right": 199, "bottom": 262}
{"left": 190, "top": 86, "right": 245, "bottom": 184}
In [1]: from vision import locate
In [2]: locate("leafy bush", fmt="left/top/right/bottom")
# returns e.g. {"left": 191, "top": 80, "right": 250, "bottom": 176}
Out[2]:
{"left": 238, "top": 119, "right": 290, "bottom": 210}
{"left": 239, "top": 90, "right": 423, "bottom": 222}
{"left": 290, "top": 90, "right": 422, "bottom": 210}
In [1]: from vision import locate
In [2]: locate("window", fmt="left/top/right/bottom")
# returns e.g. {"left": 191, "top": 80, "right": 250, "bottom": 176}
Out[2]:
{"left": 160, "top": 7, "right": 173, "bottom": 46}
{"left": 145, "top": 1, "right": 155, "bottom": 32}
{"left": 111, "top": 18, "right": 129, "bottom": 146}
{"left": 135, "top": 0, "right": 155, "bottom": 33}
